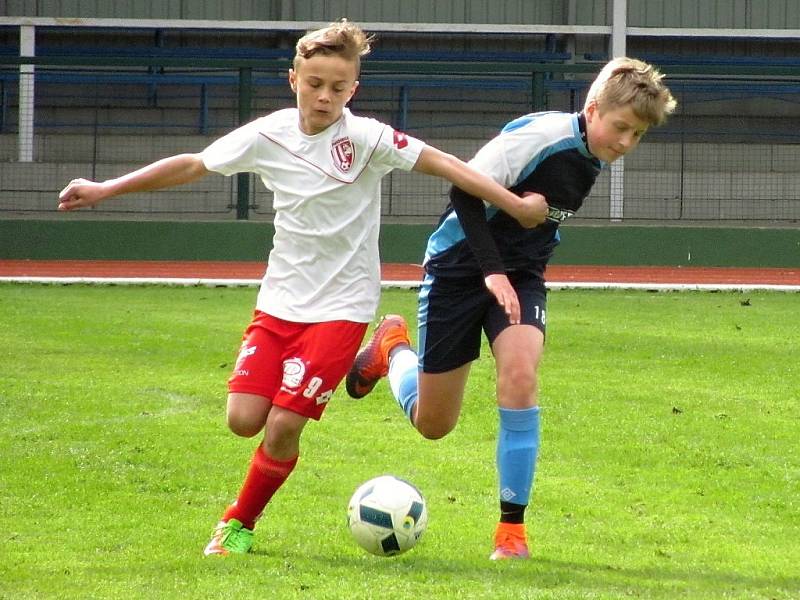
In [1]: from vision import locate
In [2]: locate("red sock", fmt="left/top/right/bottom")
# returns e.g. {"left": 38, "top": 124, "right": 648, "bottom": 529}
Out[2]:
{"left": 222, "top": 445, "right": 298, "bottom": 530}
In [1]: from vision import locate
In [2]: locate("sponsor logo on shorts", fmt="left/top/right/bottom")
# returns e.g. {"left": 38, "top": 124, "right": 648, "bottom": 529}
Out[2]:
{"left": 281, "top": 357, "right": 306, "bottom": 391}
{"left": 331, "top": 136, "right": 355, "bottom": 173}
{"left": 234, "top": 344, "right": 257, "bottom": 375}
{"left": 546, "top": 206, "right": 575, "bottom": 223}
{"left": 314, "top": 390, "right": 333, "bottom": 405}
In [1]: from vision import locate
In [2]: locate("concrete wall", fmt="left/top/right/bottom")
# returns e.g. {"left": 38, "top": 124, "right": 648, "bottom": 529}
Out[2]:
{"left": 2, "top": 219, "right": 799, "bottom": 267}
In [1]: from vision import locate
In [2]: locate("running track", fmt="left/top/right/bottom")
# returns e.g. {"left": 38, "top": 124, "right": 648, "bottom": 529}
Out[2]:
{"left": 1, "top": 260, "right": 798, "bottom": 291}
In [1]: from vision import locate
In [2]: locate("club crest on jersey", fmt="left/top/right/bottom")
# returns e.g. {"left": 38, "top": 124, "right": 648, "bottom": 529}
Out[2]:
{"left": 331, "top": 136, "right": 355, "bottom": 173}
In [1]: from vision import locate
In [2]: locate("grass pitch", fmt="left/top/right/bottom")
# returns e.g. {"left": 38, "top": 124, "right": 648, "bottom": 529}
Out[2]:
{"left": 1, "top": 283, "right": 798, "bottom": 599}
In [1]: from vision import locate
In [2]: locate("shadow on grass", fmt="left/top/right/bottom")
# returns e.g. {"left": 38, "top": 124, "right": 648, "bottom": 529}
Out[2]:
{"left": 289, "top": 550, "right": 799, "bottom": 596}
{"left": 533, "top": 556, "right": 798, "bottom": 594}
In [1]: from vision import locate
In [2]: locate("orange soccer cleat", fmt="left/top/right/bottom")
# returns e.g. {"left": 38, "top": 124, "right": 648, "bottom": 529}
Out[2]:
{"left": 345, "top": 314, "right": 410, "bottom": 399}
{"left": 489, "top": 522, "right": 530, "bottom": 560}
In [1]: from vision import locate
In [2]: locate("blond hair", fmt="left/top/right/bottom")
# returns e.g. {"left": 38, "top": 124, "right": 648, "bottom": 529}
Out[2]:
{"left": 293, "top": 19, "right": 373, "bottom": 74}
{"left": 585, "top": 57, "right": 677, "bottom": 126}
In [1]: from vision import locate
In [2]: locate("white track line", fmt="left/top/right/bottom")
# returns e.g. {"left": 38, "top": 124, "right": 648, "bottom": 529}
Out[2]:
{"left": 0, "top": 276, "right": 262, "bottom": 286}
{"left": 546, "top": 281, "right": 800, "bottom": 292}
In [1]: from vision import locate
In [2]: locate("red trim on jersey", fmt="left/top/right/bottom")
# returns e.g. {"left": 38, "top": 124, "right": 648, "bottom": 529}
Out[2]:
{"left": 259, "top": 127, "right": 386, "bottom": 185}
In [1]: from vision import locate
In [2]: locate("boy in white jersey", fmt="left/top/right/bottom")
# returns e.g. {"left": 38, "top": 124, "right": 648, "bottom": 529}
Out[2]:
{"left": 347, "top": 57, "right": 677, "bottom": 560}
{"left": 57, "top": 20, "right": 547, "bottom": 556}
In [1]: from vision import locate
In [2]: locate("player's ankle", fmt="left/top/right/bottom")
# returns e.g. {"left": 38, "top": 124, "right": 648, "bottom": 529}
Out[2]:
{"left": 388, "top": 343, "right": 412, "bottom": 362}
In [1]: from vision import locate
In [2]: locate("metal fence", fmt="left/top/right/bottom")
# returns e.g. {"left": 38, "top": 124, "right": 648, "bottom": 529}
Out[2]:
{"left": 2, "top": 57, "right": 800, "bottom": 223}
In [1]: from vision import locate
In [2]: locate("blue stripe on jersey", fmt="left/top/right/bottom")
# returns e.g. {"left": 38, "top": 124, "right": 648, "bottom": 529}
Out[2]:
{"left": 425, "top": 111, "right": 585, "bottom": 268}
{"left": 515, "top": 135, "right": 579, "bottom": 188}
{"left": 501, "top": 111, "right": 559, "bottom": 134}
{"left": 512, "top": 114, "right": 583, "bottom": 187}
{"left": 417, "top": 272, "right": 433, "bottom": 366}
{"left": 424, "top": 204, "right": 500, "bottom": 264}
{"left": 424, "top": 211, "right": 465, "bottom": 264}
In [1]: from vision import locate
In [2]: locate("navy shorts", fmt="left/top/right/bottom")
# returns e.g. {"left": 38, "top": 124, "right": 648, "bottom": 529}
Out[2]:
{"left": 417, "top": 271, "right": 547, "bottom": 374}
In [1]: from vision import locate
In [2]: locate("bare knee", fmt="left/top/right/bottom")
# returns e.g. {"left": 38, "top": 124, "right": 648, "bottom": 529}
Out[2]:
{"left": 497, "top": 366, "right": 538, "bottom": 403}
{"left": 264, "top": 407, "right": 307, "bottom": 459}
{"left": 415, "top": 415, "right": 457, "bottom": 440}
{"left": 414, "top": 372, "right": 467, "bottom": 441}
{"left": 226, "top": 393, "right": 269, "bottom": 438}
{"left": 227, "top": 414, "right": 262, "bottom": 437}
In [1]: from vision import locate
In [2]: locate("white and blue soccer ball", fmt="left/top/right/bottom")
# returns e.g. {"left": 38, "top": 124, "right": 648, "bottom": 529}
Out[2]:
{"left": 347, "top": 475, "right": 428, "bottom": 556}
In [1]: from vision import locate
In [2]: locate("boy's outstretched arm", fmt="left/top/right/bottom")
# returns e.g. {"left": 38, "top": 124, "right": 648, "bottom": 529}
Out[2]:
{"left": 412, "top": 146, "right": 547, "bottom": 228}
{"left": 58, "top": 153, "right": 209, "bottom": 211}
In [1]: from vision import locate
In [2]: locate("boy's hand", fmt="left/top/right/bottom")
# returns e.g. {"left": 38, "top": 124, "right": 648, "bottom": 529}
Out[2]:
{"left": 511, "top": 191, "right": 548, "bottom": 228}
{"left": 58, "top": 179, "right": 109, "bottom": 211}
{"left": 484, "top": 273, "right": 521, "bottom": 325}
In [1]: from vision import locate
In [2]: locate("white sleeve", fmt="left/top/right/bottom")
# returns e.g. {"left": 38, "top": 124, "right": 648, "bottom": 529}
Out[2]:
{"left": 201, "top": 118, "right": 263, "bottom": 176}
{"left": 468, "top": 125, "right": 550, "bottom": 189}
{"left": 369, "top": 124, "right": 425, "bottom": 171}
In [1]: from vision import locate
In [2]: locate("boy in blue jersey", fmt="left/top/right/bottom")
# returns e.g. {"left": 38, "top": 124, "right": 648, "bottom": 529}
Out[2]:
{"left": 346, "top": 57, "right": 676, "bottom": 560}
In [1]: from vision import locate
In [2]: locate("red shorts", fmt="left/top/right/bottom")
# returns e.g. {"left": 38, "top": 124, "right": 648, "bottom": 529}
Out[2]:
{"left": 228, "top": 311, "right": 368, "bottom": 420}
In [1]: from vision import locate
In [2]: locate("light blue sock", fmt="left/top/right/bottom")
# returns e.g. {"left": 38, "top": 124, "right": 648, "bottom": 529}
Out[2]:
{"left": 388, "top": 348, "right": 419, "bottom": 420}
{"left": 497, "top": 406, "right": 541, "bottom": 506}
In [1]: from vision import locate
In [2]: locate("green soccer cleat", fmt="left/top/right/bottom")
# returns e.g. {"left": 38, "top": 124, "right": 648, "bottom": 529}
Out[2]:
{"left": 203, "top": 518, "right": 254, "bottom": 556}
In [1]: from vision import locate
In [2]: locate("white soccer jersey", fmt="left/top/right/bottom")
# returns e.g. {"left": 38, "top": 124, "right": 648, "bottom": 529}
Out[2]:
{"left": 201, "top": 108, "right": 424, "bottom": 323}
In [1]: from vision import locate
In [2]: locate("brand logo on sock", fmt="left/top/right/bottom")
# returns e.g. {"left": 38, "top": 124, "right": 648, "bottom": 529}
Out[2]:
{"left": 500, "top": 487, "right": 517, "bottom": 502}
{"left": 281, "top": 357, "right": 306, "bottom": 390}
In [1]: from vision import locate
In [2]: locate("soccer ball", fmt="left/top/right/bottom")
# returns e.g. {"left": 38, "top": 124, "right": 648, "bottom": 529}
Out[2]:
{"left": 347, "top": 475, "right": 428, "bottom": 557}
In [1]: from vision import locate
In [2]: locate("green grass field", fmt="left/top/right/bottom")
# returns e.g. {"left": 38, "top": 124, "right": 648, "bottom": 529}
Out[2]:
{"left": 1, "top": 283, "right": 798, "bottom": 599}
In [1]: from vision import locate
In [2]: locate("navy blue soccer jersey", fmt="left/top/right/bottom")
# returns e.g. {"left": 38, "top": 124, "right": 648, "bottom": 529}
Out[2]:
{"left": 424, "top": 111, "right": 603, "bottom": 278}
